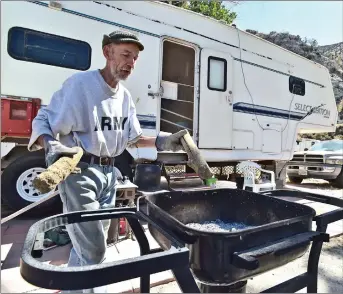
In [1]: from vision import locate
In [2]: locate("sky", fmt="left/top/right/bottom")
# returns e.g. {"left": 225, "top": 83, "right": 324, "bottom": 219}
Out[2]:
{"left": 226, "top": 1, "right": 343, "bottom": 46}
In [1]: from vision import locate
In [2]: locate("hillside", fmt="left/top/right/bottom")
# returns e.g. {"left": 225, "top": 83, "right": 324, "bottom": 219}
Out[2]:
{"left": 318, "top": 42, "right": 343, "bottom": 70}
{"left": 245, "top": 30, "right": 343, "bottom": 139}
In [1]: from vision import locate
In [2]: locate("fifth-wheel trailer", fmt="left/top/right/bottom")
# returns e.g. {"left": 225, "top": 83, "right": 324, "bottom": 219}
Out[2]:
{"left": 1, "top": 0, "right": 338, "bottom": 215}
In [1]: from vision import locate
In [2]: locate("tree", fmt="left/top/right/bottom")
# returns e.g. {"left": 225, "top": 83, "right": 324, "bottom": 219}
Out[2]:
{"left": 159, "top": 1, "right": 188, "bottom": 8}
{"left": 160, "top": 0, "right": 237, "bottom": 25}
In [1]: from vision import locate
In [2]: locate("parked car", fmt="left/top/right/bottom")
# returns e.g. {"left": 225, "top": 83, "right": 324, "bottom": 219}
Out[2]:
{"left": 287, "top": 139, "right": 343, "bottom": 187}
{"left": 293, "top": 139, "right": 319, "bottom": 152}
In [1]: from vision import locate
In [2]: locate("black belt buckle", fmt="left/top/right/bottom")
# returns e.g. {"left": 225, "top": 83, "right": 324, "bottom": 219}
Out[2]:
{"left": 99, "top": 157, "right": 110, "bottom": 166}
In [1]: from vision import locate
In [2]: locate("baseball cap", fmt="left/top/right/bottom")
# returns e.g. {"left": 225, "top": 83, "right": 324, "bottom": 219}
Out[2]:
{"left": 102, "top": 30, "right": 144, "bottom": 51}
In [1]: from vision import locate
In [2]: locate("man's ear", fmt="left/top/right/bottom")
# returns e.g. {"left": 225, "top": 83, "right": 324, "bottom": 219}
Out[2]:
{"left": 102, "top": 45, "right": 110, "bottom": 59}
{"left": 103, "top": 44, "right": 114, "bottom": 60}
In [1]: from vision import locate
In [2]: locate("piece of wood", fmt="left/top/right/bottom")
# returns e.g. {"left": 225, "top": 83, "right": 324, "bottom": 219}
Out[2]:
{"left": 32, "top": 147, "right": 84, "bottom": 194}
{"left": 180, "top": 131, "right": 213, "bottom": 180}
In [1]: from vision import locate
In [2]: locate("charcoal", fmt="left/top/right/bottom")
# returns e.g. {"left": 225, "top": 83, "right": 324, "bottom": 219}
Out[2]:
{"left": 186, "top": 219, "right": 254, "bottom": 232}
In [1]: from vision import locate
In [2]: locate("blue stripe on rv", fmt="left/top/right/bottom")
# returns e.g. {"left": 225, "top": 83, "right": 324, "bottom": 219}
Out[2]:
{"left": 233, "top": 103, "right": 305, "bottom": 121}
{"left": 137, "top": 115, "right": 156, "bottom": 130}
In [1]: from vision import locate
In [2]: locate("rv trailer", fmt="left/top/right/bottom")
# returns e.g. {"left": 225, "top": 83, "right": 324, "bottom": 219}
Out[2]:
{"left": 1, "top": 0, "right": 338, "bottom": 214}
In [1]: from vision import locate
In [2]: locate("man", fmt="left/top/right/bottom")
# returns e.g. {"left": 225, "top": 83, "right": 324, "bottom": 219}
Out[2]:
{"left": 28, "top": 31, "right": 186, "bottom": 293}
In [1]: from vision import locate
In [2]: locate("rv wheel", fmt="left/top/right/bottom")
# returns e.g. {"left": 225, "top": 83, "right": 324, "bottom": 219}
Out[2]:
{"left": 1, "top": 150, "right": 62, "bottom": 216}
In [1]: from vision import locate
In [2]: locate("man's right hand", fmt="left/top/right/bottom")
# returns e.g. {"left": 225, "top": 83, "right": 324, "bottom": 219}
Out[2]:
{"left": 39, "top": 135, "right": 79, "bottom": 166}
{"left": 45, "top": 141, "right": 80, "bottom": 167}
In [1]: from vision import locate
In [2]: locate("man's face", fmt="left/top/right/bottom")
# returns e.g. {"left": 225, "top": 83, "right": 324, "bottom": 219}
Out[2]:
{"left": 104, "top": 43, "right": 140, "bottom": 81}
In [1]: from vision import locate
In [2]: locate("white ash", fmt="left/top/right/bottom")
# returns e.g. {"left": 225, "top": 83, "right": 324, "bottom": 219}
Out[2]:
{"left": 186, "top": 219, "right": 254, "bottom": 232}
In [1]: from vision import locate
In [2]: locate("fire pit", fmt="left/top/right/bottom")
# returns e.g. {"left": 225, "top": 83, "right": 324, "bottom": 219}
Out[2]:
{"left": 143, "top": 188, "right": 320, "bottom": 286}
{"left": 19, "top": 188, "right": 343, "bottom": 293}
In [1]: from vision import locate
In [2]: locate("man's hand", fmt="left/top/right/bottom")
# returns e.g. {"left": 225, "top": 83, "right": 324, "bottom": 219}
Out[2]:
{"left": 155, "top": 129, "right": 188, "bottom": 152}
{"left": 45, "top": 141, "right": 80, "bottom": 167}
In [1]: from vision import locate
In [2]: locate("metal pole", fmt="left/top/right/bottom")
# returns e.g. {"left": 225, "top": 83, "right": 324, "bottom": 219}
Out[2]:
{"left": 307, "top": 224, "right": 328, "bottom": 293}
{"left": 1, "top": 190, "right": 59, "bottom": 224}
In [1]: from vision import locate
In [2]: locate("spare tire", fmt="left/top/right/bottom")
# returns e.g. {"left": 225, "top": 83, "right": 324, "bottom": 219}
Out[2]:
{"left": 1, "top": 150, "right": 62, "bottom": 217}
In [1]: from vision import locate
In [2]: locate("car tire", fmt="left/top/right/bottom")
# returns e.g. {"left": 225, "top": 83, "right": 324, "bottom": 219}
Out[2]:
{"left": 332, "top": 169, "right": 343, "bottom": 189}
{"left": 1, "top": 150, "right": 62, "bottom": 217}
{"left": 288, "top": 176, "right": 303, "bottom": 184}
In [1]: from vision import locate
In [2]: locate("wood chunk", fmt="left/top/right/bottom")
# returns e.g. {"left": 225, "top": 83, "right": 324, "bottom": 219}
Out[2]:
{"left": 180, "top": 131, "right": 213, "bottom": 180}
{"left": 33, "top": 147, "right": 84, "bottom": 194}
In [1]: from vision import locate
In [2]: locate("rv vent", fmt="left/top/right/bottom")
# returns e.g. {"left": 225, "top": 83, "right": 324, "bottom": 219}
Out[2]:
{"left": 49, "top": 1, "right": 62, "bottom": 10}
{"left": 289, "top": 76, "right": 305, "bottom": 96}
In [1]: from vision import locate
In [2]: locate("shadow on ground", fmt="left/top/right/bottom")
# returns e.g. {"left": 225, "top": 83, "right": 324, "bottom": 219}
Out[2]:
{"left": 318, "top": 236, "right": 343, "bottom": 293}
{"left": 288, "top": 180, "right": 343, "bottom": 192}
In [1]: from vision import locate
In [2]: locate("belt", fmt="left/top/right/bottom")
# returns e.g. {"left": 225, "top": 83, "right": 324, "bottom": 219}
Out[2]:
{"left": 81, "top": 153, "right": 116, "bottom": 166}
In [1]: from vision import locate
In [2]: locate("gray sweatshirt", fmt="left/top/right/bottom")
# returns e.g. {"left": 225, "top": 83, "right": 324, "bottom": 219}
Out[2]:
{"left": 28, "top": 69, "right": 142, "bottom": 157}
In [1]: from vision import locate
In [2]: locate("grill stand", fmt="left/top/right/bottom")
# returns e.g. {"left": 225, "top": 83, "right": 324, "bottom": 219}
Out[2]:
{"left": 20, "top": 207, "right": 200, "bottom": 293}
{"left": 19, "top": 189, "right": 343, "bottom": 293}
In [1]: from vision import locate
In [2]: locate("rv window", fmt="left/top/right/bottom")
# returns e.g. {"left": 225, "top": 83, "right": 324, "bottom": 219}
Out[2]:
{"left": 208, "top": 57, "right": 227, "bottom": 91}
{"left": 7, "top": 27, "right": 91, "bottom": 71}
{"left": 289, "top": 76, "right": 305, "bottom": 96}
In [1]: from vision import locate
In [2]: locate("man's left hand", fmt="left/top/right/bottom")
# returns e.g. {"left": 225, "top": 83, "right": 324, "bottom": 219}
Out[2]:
{"left": 155, "top": 129, "right": 188, "bottom": 152}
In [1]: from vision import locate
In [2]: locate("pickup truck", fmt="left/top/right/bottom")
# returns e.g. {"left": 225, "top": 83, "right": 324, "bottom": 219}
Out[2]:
{"left": 287, "top": 139, "right": 343, "bottom": 188}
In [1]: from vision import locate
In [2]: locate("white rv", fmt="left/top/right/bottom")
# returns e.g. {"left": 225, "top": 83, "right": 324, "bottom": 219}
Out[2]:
{"left": 1, "top": 1, "right": 338, "bottom": 214}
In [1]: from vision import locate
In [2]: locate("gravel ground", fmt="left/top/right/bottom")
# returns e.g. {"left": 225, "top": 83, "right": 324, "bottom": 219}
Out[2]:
{"left": 285, "top": 178, "right": 343, "bottom": 198}
{"left": 150, "top": 235, "right": 343, "bottom": 293}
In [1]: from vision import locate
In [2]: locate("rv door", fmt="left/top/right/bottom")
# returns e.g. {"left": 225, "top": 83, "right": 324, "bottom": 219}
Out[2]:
{"left": 198, "top": 49, "right": 233, "bottom": 149}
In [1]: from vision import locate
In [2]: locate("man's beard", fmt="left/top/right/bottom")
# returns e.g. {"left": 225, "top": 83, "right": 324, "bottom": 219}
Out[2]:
{"left": 110, "top": 66, "right": 131, "bottom": 81}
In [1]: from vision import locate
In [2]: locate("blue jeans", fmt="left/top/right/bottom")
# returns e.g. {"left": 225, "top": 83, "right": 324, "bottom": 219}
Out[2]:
{"left": 58, "top": 161, "right": 121, "bottom": 293}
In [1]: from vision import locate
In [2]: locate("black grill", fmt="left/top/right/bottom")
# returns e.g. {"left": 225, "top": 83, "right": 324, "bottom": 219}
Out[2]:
{"left": 19, "top": 189, "right": 343, "bottom": 293}
{"left": 291, "top": 154, "right": 324, "bottom": 163}
{"left": 291, "top": 155, "right": 305, "bottom": 162}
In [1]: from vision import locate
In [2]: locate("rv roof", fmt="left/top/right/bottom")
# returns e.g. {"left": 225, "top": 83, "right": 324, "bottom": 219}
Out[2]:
{"left": 98, "top": 1, "right": 326, "bottom": 70}
{"left": 151, "top": 1, "right": 328, "bottom": 69}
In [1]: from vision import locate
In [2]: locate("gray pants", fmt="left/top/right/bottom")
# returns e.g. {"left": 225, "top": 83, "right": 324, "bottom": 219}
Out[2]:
{"left": 58, "top": 161, "right": 121, "bottom": 293}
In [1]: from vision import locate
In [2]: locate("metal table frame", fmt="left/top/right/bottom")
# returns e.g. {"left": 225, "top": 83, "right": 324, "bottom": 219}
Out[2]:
{"left": 259, "top": 189, "right": 343, "bottom": 293}
{"left": 19, "top": 188, "right": 343, "bottom": 293}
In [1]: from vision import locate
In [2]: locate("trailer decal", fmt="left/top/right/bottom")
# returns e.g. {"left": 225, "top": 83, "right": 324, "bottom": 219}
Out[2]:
{"left": 233, "top": 58, "right": 325, "bottom": 88}
{"left": 294, "top": 103, "right": 331, "bottom": 118}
